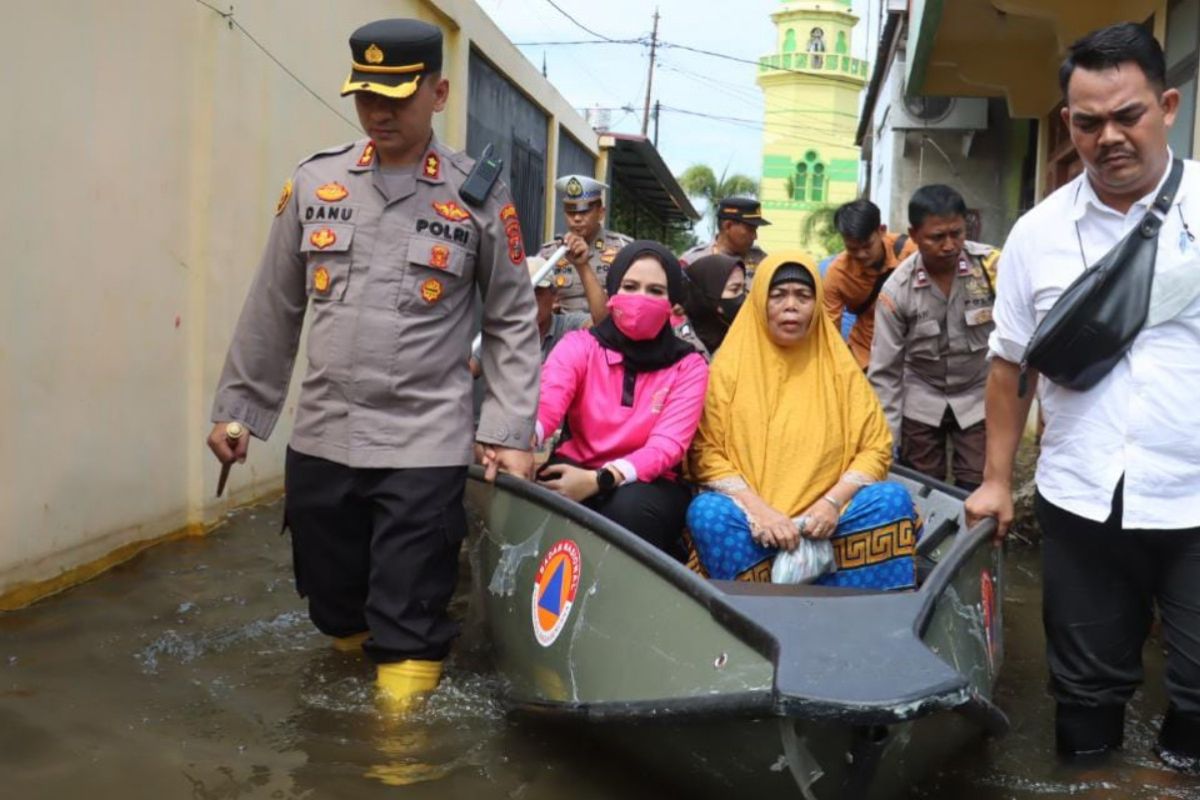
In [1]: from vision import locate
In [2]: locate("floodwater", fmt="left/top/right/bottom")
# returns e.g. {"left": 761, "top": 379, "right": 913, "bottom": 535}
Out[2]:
{"left": 1, "top": 498, "right": 1197, "bottom": 799}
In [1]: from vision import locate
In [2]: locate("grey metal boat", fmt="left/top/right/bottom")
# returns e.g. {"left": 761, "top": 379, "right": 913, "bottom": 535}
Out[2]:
{"left": 464, "top": 465, "right": 1006, "bottom": 799}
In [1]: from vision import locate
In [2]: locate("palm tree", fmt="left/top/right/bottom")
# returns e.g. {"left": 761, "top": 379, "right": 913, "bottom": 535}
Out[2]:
{"left": 799, "top": 204, "right": 845, "bottom": 257}
{"left": 677, "top": 164, "right": 759, "bottom": 233}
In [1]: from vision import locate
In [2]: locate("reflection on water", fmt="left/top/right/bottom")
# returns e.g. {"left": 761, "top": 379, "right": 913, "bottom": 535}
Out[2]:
{"left": 0, "top": 499, "right": 1192, "bottom": 798}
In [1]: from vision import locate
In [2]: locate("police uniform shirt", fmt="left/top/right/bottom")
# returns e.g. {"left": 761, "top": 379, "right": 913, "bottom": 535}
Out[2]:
{"left": 537, "top": 229, "right": 632, "bottom": 312}
{"left": 211, "top": 137, "right": 540, "bottom": 468}
{"left": 679, "top": 240, "right": 767, "bottom": 271}
{"left": 867, "top": 241, "right": 999, "bottom": 441}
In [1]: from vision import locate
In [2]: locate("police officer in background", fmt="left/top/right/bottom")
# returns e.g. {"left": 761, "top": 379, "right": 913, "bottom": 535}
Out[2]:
{"left": 868, "top": 184, "right": 999, "bottom": 490}
{"left": 538, "top": 174, "right": 631, "bottom": 315}
{"left": 206, "top": 19, "right": 539, "bottom": 712}
{"left": 679, "top": 196, "right": 770, "bottom": 274}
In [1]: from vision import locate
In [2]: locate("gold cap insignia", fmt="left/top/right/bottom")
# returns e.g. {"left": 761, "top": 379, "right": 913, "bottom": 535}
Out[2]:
{"left": 565, "top": 177, "right": 583, "bottom": 198}
{"left": 365, "top": 44, "right": 384, "bottom": 65}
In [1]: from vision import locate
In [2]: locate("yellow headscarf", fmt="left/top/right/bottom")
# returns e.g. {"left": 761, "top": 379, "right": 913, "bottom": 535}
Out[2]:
{"left": 688, "top": 252, "right": 892, "bottom": 517}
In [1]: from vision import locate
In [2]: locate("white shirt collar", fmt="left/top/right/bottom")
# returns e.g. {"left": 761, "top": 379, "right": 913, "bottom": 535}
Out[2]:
{"left": 1069, "top": 149, "right": 1181, "bottom": 221}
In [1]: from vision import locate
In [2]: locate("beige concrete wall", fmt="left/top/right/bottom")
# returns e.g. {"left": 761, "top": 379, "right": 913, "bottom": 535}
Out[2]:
{"left": 1, "top": 0, "right": 596, "bottom": 603}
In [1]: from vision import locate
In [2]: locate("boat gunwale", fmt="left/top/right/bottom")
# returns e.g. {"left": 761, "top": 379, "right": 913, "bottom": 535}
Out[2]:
{"left": 468, "top": 465, "right": 1005, "bottom": 730}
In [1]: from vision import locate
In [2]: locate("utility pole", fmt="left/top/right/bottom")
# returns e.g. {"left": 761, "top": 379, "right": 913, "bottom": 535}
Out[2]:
{"left": 653, "top": 100, "right": 661, "bottom": 146}
{"left": 641, "top": 9, "right": 660, "bottom": 136}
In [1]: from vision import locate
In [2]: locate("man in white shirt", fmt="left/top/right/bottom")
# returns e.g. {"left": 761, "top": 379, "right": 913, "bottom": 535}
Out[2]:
{"left": 966, "top": 23, "right": 1200, "bottom": 771}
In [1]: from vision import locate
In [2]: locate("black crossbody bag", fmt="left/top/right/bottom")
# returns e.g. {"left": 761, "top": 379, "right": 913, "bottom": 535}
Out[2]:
{"left": 1019, "top": 158, "right": 1183, "bottom": 396}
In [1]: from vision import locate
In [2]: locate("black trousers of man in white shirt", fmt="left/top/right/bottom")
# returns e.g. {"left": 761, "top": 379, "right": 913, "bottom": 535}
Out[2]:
{"left": 1037, "top": 478, "right": 1200, "bottom": 766}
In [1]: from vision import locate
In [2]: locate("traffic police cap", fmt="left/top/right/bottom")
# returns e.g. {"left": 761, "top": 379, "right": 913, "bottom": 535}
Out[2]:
{"left": 340, "top": 19, "right": 443, "bottom": 100}
{"left": 717, "top": 196, "right": 771, "bottom": 227}
{"left": 555, "top": 174, "right": 607, "bottom": 211}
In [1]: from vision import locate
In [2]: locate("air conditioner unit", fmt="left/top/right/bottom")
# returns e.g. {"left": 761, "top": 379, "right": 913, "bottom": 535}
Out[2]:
{"left": 891, "top": 96, "right": 988, "bottom": 131}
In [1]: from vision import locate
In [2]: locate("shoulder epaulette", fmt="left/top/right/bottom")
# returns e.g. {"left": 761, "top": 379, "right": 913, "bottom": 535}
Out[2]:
{"left": 296, "top": 141, "right": 357, "bottom": 168}
{"left": 445, "top": 149, "right": 474, "bottom": 177}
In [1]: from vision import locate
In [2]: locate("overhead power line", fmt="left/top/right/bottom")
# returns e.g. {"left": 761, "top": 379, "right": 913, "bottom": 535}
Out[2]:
{"left": 541, "top": 0, "right": 626, "bottom": 43}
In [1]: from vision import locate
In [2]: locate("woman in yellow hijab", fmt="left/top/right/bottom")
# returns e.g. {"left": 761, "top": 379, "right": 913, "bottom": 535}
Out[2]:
{"left": 686, "top": 254, "right": 921, "bottom": 589}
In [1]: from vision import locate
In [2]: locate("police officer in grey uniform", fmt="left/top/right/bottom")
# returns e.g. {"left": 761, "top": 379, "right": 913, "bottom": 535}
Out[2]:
{"left": 205, "top": 18, "right": 539, "bottom": 709}
{"left": 679, "top": 196, "right": 770, "bottom": 274}
{"left": 538, "top": 174, "right": 631, "bottom": 315}
{"left": 868, "top": 185, "right": 999, "bottom": 490}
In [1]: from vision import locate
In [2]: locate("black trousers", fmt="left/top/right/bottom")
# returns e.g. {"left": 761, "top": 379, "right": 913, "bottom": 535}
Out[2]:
{"left": 1037, "top": 485, "right": 1200, "bottom": 758}
{"left": 284, "top": 448, "right": 468, "bottom": 664}
{"left": 583, "top": 478, "right": 691, "bottom": 562}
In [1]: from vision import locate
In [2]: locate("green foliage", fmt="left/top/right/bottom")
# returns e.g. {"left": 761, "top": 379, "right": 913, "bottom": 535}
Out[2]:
{"left": 607, "top": 201, "right": 697, "bottom": 253}
{"left": 799, "top": 205, "right": 845, "bottom": 257}
{"left": 677, "top": 164, "right": 760, "bottom": 231}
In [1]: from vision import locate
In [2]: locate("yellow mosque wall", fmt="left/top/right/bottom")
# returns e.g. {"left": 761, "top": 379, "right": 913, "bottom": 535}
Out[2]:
{"left": 756, "top": 0, "right": 866, "bottom": 256}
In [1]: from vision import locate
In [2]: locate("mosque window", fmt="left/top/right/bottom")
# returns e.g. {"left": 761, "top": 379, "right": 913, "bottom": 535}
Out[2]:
{"left": 783, "top": 29, "right": 796, "bottom": 53}
{"left": 836, "top": 31, "right": 848, "bottom": 54}
{"left": 793, "top": 151, "right": 827, "bottom": 203}
{"left": 812, "top": 163, "right": 826, "bottom": 202}
{"left": 793, "top": 163, "right": 808, "bottom": 201}
{"left": 807, "top": 27, "right": 826, "bottom": 68}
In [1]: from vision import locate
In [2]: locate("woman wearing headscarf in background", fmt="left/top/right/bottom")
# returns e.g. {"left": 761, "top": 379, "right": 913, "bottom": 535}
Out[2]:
{"left": 679, "top": 254, "right": 748, "bottom": 358}
{"left": 686, "top": 254, "right": 921, "bottom": 590}
{"left": 536, "top": 241, "right": 709, "bottom": 558}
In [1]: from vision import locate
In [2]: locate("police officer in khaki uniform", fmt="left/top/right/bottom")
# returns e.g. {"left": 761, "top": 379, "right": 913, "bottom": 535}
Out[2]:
{"left": 537, "top": 174, "right": 631, "bottom": 315}
{"left": 205, "top": 19, "right": 539, "bottom": 711}
{"left": 868, "top": 185, "right": 998, "bottom": 490}
{"left": 679, "top": 196, "right": 770, "bottom": 274}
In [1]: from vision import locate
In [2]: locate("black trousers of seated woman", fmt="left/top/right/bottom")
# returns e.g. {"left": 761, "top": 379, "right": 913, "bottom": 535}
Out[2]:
{"left": 540, "top": 454, "right": 691, "bottom": 562}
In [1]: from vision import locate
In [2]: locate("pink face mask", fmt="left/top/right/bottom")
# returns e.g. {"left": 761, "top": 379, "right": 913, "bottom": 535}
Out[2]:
{"left": 607, "top": 293, "right": 673, "bottom": 341}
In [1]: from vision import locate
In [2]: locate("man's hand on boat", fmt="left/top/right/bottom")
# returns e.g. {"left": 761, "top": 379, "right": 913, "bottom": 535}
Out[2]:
{"left": 475, "top": 443, "right": 534, "bottom": 482}
{"left": 964, "top": 480, "right": 1013, "bottom": 543}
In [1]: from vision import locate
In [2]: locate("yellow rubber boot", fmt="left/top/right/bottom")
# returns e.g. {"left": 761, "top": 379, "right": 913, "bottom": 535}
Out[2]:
{"left": 330, "top": 631, "right": 369, "bottom": 653}
{"left": 376, "top": 659, "right": 443, "bottom": 716}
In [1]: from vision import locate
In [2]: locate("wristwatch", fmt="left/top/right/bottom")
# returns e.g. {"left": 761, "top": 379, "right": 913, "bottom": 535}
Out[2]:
{"left": 595, "top": 468, "right": 617, "bottom": 495}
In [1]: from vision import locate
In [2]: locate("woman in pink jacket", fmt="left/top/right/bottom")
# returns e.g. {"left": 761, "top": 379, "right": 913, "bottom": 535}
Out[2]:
{"left": 536, "top": 241, "right": 710, "bottom": 558}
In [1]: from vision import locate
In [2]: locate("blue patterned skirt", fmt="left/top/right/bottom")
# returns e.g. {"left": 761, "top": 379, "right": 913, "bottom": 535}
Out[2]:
{"left": 685, "top": 482, "right": 922, "bottom": 590}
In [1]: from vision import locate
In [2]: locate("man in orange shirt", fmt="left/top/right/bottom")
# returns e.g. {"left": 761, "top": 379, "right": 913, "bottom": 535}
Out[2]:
{"left": 823, "top": 199, "right": 918, "bottom": 369}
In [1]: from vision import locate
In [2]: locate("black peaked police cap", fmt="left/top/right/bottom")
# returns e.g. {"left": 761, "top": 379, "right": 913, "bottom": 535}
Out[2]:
{"left": 340, "top": 19, "right": 443, "bottom": 99}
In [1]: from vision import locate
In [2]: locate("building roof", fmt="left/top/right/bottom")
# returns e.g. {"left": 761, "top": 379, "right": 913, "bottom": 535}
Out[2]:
{"left": 904, "top": 0, "right": 1161, "bottom": 118}
{"left": 600, "top": 133, "right": 700, "bottom": 225}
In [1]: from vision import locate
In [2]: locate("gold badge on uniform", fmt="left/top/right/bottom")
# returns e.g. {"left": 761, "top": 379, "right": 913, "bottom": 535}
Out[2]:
{"left": 313, "top": 266, "right": 331, "bottom": 294}
{"left": 274, "top": 179, "right": 293, "bottom": 216}
{"left": 430, "top": 245, "right": 450, "bottom": 270}
{"left": 357, "top": 142, "right": 376, "bottom": 168}
{"left": 315, "top": 182, "right": 349, "bottom": 202}
{"left": 964, "top": 307, "right": 994, "bottom": 326}
{"left": 432, "top": 200, "right": 470, "bottom": 222}
{"left": 565, "top": 177, "right": 583, "bottom": 198}
{"left": 423, "top": 152, "right": 441, "bottom": 180}
{"left": 421, "top": 277, "right": 443, "bottom": 304}
{"left": 365, "top": 44, "right": 384, "bottom": 65}
{"left": 310, "top": 228, "right": 337, "bottom": 250}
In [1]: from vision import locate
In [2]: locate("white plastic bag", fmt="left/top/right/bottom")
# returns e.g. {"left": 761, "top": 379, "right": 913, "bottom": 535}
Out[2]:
{"left": 770, "top": 516, "right": 837, "bottom": 585}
